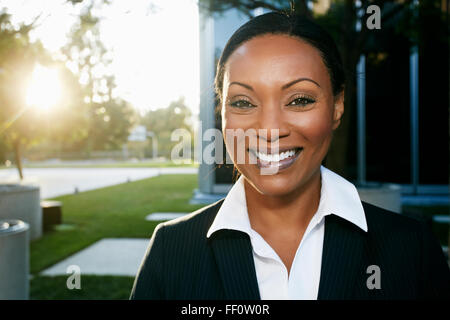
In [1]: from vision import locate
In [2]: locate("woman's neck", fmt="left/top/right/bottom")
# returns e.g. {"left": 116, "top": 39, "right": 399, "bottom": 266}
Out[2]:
{"left": 244, "top": 168, "right": 322, "bottom": 234}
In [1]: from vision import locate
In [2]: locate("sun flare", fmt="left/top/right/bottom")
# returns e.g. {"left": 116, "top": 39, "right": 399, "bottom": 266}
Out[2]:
{"left": 26, "top": 65, "right": 62, "bottom": 110}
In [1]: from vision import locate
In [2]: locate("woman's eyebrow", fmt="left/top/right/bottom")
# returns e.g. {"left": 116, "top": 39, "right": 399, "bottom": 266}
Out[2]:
{"left": 229, "top": 81, "right": 253, "bottom": 91}
{"left": 282, "top": 77, "right": 321, "bottom": 89}
{"left": 229, "top": 78, "right": 320, "bottom": 91}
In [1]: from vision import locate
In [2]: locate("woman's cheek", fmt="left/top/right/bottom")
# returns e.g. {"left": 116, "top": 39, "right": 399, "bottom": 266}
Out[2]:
{"left": 222, "top": 112, "right": 253, "bottom": 163}
{"left": 223, "top": 130, "right": 251, "bottom": 166}
{"left": 287, "top": 109, "right": 333, "bottom": 145}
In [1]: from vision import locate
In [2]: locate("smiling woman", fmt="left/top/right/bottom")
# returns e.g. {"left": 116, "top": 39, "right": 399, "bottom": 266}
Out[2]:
{"left": 131, "top": 11, "right": 450, "bottom": 300}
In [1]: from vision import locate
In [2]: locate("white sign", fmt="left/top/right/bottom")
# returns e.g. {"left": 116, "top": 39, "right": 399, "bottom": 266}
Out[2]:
{"left": 128, "top": 125, "right": 147, "bottom": 142}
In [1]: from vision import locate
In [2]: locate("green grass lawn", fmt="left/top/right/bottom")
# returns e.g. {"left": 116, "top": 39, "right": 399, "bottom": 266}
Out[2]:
{"left": 30, "top": 275, "right": 135, "bottom": 300}
{"left": 30, "top": 173, "right": 203, "bottom": 299}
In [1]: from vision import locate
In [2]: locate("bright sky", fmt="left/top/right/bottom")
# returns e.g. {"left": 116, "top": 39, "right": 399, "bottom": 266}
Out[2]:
{"left": 1, "top": 0, "right": 200, "bottom": 115}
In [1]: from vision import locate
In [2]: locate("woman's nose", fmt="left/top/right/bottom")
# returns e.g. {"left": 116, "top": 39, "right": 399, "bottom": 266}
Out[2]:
{"left": 256, "top": 102, "right": 290, "bottom": 142}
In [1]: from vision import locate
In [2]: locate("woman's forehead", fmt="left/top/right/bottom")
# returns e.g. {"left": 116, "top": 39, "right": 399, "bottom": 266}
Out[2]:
{"left": 224, "top": 34, "right": 330, "bottom": 89}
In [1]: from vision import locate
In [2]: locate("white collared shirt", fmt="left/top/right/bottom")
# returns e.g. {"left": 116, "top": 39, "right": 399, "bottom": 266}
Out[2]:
{"left": 206, "top": 165, "right": 368, "bottom": 300}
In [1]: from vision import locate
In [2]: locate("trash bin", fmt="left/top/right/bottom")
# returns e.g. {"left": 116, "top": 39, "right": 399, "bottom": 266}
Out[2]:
{"left": 0, "top": 184, "right": 42, "bottom": 240}
{"left": 0, "top": 219, "right": 29, "bottom": 300}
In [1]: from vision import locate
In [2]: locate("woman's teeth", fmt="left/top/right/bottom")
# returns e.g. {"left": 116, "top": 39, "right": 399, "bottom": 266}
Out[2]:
{"left": 256, "top": 149, "right": 297, "bottom": 162}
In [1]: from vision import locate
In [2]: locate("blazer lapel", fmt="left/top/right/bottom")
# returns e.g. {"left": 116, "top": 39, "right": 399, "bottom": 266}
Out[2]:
{"left": 210, "top": 230, "right": 261, "bottom": 300}
{"left": 318, "top": 214, "right": 367, "bottom": 299}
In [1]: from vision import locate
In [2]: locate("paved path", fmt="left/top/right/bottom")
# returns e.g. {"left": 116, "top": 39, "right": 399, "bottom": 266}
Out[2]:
{"left": 0, "top": 167, "right": 197, "bottom": 199}
{"left": 40, "top": 214, "right": 188, "bottom": 276}
{"left": 40, "top": 238, "right": 149, "bottom": 277}
{"left": 146, "top": 212, "right": 188, "bottom": 221}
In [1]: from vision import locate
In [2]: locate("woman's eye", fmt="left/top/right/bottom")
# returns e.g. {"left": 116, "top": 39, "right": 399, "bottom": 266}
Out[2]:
{"left": 230, "top": 100, "right": 255, "bottom": 109}
{"left": 287, "top": 96, "right": 315, "bottom": 107}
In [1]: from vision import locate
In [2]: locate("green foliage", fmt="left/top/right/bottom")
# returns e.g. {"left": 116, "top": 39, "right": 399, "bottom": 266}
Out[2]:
{"left": 0, "top": 0, "right": 135, "bottom": 159}
{"left": 0, "top": 11, "right": 67, "bottom": 177}
{"left": 61, "top": 0, "right": 136, "bottom": 153}
{"left": 89, "top": 99, "right": 136, "bottom": 150}
{"left": 0, "top": 11, "right": 48, "bottom": 148}
{"left": 140, "top": 97, "right": 194, "bottom": 159}
{"left": 0, "top": 9, "right": 92, "bottom": 177}
{"left": 35, "top": 63, "right": 89, "bottom": 153}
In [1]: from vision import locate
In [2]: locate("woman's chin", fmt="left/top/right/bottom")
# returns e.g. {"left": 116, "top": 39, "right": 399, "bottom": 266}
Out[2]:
{"left": 239, "top": 161, "right": 322, "bottom": 198}
{"left": 243, "top": 171, "right": 302, "bottom": 197}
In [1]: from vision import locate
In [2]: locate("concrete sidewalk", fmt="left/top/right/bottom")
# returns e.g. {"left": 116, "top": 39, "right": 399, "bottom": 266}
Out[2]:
{"left": 41, "top": 238, "right": 150, "bottom": 277}
{"left": 40, "top": 212, "right": 190, "bottom": 277}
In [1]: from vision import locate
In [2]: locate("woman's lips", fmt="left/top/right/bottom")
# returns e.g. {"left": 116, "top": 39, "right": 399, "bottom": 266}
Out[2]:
{"left": 248, "top": 147, "right": 303, "bottom": 173}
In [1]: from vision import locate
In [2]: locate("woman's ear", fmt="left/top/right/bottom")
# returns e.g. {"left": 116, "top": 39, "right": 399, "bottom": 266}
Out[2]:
{"left": 332, "top": 89, "right": 345, "bottom": 130}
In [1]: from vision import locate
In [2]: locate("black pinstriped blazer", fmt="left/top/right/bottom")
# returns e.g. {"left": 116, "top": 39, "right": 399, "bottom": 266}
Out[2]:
{"left": 130, "top": 199, "right": 450, "bottom": 300}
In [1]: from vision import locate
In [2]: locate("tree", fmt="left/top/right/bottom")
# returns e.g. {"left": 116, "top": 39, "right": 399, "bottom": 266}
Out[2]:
{"left": 140, "top": 97, "right": 194, "bottom": 159}
{"left": 89, "top": 98, "right": 136, "bottom": 150}
{"left": 199, "top": 0, "right": 416, "bottom": 177}
{"left": 0, "top": 11, "right": 51, "bottom": 178}
{"left": 62, "top": 0, "right": 135, "bottom": 154}
{"left": 0, "top": 8, "right": 90, "bottom": 179}
{"left": 37, "top": 64, "right": 88, "bottom": 155}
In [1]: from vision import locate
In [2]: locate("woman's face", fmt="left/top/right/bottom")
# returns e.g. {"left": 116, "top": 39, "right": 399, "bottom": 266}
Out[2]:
{"left": 221, "top": 34, "right": 344, "bottom": 197}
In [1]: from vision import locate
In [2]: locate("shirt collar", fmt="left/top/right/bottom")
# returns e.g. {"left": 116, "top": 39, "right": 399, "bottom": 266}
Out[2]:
{"left": 206, "top": 165, "right": 368, "bottom": 239}
{"left": 206, "top": 173, "right": 252, "bottom": 238}
{"left": 319, "top": 166, "right": 368, "bottom": 232}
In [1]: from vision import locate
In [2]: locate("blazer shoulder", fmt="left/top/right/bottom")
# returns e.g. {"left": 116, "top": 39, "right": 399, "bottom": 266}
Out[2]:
{"left": 361, "top": 201, "right": 428, "bottom": 242}
{"left": 156, "top": 198, "right": 225, "bottom": 237}
{"left": 362, "top": 201, "right": 423, "bottom": 231}
{"left": 361, "top": 201, "right": 450, "bottom": 299}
